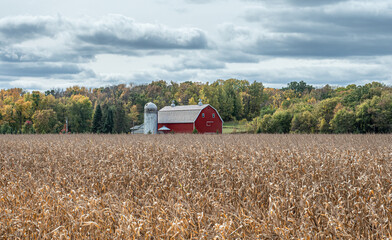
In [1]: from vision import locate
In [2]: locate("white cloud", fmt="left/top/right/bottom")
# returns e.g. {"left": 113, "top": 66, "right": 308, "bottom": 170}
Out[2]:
{"left": 164, "top": 52, "right": 226, "bottom": 71}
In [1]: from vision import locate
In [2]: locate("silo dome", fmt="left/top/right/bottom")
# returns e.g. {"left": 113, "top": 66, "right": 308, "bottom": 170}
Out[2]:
{"left": 144, "top": 102, "right": 158, "bottom": 113}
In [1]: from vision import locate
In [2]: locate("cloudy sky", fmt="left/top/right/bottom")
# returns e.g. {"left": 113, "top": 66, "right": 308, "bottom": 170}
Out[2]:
{"left": 0, "top": 0, "right": 391, "bottom": 90}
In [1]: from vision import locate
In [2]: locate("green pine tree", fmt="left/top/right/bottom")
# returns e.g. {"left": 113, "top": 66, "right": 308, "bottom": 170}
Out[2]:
{"left": 114, "top": 104, "right": 126, "bottom": 133}
{"left": 103, "top": 107, "right": 114, "bottom": 133}
{"left": 92, "top": 105, "right": 103, "bottom": 133}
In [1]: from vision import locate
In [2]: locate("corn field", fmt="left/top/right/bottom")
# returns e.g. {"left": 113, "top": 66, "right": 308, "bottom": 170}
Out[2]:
{"left": 1, "top": 134, "right": 392, "bottom": 239}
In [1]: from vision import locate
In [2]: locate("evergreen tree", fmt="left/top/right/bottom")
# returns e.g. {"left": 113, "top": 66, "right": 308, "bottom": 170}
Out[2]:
{"left": 114, "top": 104, "right": 127, "bottom": 133}
{"left": 103, "top": 107, "right": 114, "bottom": 133}
{"left": 92, "top": 104, "right": 103, "bottom": 133}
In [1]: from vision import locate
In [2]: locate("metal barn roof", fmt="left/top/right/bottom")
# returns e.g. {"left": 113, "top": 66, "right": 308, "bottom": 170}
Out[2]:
{"left": 158, "top": 104, "right": 209, "bottom": 123}
{"left": 158, "top": 126, "right": 171, "bottom": 131}
{"left": 130, "top": 124, "right": 144, "bottom": 134}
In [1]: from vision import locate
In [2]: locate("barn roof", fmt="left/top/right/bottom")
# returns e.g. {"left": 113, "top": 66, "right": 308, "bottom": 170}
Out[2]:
{"left": 158, "top": 126, "right": 171, "bottom": 131}
{"left": 158, "top": 104, "right": 209, "bottom": 123}
{"left": 130, "top": 124, "right": 144, "bottom": 134}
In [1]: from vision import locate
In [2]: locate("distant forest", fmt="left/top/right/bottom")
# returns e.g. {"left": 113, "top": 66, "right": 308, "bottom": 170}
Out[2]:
{"left": 0, "top": 79, "right": 391, "bottom": 134}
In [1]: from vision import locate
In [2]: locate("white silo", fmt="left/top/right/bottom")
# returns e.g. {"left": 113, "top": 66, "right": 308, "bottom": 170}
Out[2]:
{"left": 144, "top": 102, "right": 158, "bottom": 134}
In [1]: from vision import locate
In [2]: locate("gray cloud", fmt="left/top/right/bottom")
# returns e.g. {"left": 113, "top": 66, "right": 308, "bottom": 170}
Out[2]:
{"left": 0, "top": 16, "right": 61, "bottom": 42}
{"left": 186, "top": 0, "right": 348, "bottom": 6}
{"left": 247, "top": 0, "right": 348, "bottom": 6}
{"left": 165, "top": 54, "right": 225, "bottom": 71}
{"left": 0, "top": 76, "right": 15, "bottom": 83}
{"left": 78, "top": 31, "right": 207, "bottom": 50}
{"left": 245, "top": 4, "right": 392, "bottom": 35}
{"left": 248, "top": 34, "right": 392, "bottom": 57}
{"left": 0, "top": 63, "right": 83, "bottom": 77}
{"left": 215, "top": 51, "right": 259, "bottom": 63}
{"left": 184, "top": 0, "right": 215, "bottom": 4}
{"left": 0, "top": 15, "right": 209, "bottom": 61}
{"left": 0, "top": 14, "right": 211, "bottom": 87}
{"left": 76, "top": 15, "right": 209, "bottom": 50}
{"left": 0, "top": 47, "right": 94, "bottom": 63}
{"left": 0, "top": 16, "right": 211, "bottom": 89}
{"left": 286, "top": 0, "right": 348, "bottom": 6}
{"left": 238, "top": 2, "right": 392, "bottom": 57}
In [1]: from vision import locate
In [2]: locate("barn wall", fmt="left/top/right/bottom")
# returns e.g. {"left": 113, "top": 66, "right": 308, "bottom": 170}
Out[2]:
{"left": 195, "top": 106, "right": 223, "bottom": 133}
{"left": 157, "top": 123, "right": 194, "bottom": 133}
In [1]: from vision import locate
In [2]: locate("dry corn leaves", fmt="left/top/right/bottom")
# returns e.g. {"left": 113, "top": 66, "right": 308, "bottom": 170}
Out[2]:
{"left": 0, "top": 134, "right": 392, "bottom": 239}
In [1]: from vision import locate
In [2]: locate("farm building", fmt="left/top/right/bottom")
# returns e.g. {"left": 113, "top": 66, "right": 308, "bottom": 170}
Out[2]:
{"left": 158, "top": 100, "right": 223, "bottom": 134}
{"left": 131, "top": 100, "right": 223, "bottom": 134}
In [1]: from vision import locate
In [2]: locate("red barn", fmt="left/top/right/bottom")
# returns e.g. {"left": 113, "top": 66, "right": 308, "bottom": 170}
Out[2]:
{"left": 157, "top": 101, "right": 223, "bottom": 134}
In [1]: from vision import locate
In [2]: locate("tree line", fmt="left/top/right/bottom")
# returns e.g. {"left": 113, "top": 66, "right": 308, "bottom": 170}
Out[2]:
{"left": 248, "top": 81, "right": 392, "bottom": 133}
{"left": 0, "top": 79, "right": 391, "bottom": 134}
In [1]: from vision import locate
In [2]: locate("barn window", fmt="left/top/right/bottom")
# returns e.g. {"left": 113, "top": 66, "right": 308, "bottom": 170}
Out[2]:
{"left": 202, "top": 113, "right": 205, "bottom": 118}
{"left": 212, "top": 113, "right": 215, "bottom": 118}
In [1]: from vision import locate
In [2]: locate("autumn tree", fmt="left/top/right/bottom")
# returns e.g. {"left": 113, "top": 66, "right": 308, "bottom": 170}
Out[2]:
{"left": 270, "top": 110, "right": 292, "bottom": 133}
{"left": 248, "top": 81, "right": 264, "bottom": 118}
{"left": 291, "top": 111, "right": 317, "bottom": 133}
{"left": 283, "top": 81, "right": 313, "bottom": 94}
{"left": 128, "top": 105, "right": 139, "bottom": 125}
{"left": 330, "top": 108, "right": 356, "bottom": 133}
{"left": 67, "top": 95, "right": 93, "bottom": 133}
{"left": 33, "top": 109, "right": 59, "bottom": 133}
{"left": 1, "top": 80, "right": 392, "bottom": 134}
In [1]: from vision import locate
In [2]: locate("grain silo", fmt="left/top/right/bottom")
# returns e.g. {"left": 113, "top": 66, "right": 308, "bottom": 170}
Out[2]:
{"left": 144, "top": 102, "right": 158, "bottom": 134}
